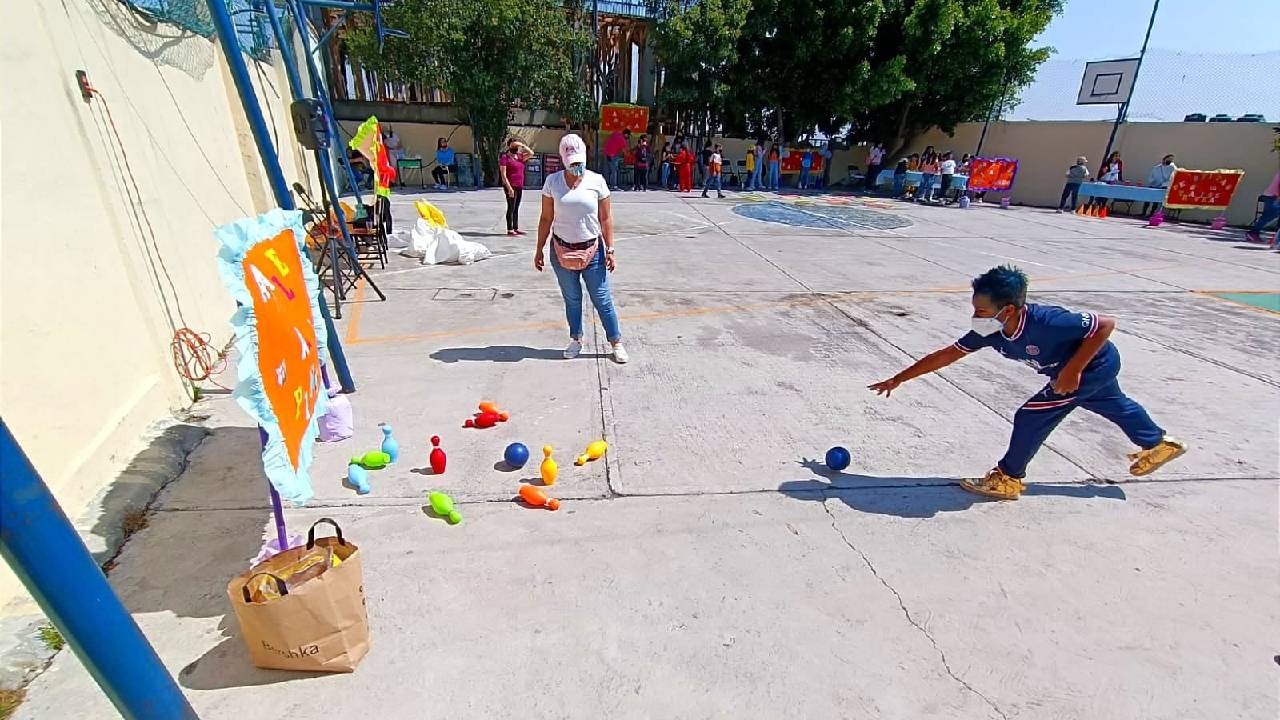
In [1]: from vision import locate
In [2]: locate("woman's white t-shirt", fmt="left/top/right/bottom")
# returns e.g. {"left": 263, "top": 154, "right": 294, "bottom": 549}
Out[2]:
{"left": 940, "top": 159, "right": 957, "bottom": 174}
{"left": 542, "top": 170, "right": 611, "bottom": 242}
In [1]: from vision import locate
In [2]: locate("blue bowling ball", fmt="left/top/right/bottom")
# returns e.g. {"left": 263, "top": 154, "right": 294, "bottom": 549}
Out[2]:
{"left": 825, "top": 446, "right": 851, "bottom": 472}
{"left": 504, "top": 442, "right": 530, "bottom": 469}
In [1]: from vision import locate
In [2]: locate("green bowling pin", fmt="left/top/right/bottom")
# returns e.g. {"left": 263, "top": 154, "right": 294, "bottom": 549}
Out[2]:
{"left": 351, "top": 450, "right": 391, "bottom": 470}
{"left": 428, "top": 491, "right": 462, "bottom": 524}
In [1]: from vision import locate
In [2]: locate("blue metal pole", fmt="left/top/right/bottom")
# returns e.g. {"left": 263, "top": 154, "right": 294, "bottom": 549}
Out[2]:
{"left": 211, "top": 0, "right": 357, "bottom": 392}
{"left": 0, "top": 420, "right": 197, "bottom": 719}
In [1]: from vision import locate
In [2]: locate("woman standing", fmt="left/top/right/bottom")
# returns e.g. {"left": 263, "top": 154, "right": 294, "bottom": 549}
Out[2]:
{"left": 916, "top": 146, "right": 939, "bottom": 202}
{"left": 432, "top": 137, "right": 455, "bottom": 190}
{"left": 500, "top": 139, "right": 532, "bottom": 236}
{"left": 659, "top": 141, "right": 673, "bottom": 191}
{"left": 767, "top": 143, "right": 781, "bottom": 190}
{"left": 1091, "top": 151, "right": 1124, "bottom": 210}
{"left": 535, "top": 134, "right": 628, "bottom": 364}
{"left": 632, "top": 137, "right": 651, "bottom": 191}
{"left": 675, "top": 142, "right": 695, "bottom": 193}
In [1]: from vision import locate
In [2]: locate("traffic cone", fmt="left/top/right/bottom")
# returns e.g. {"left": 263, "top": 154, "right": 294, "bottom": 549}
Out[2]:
{"left": 1088, "top": 205, "right": 1098, "bottom": 218}
{"left": 1099, "top": 205, "right": 1108, "bottom": 219}
{"left": 1076, "top": 204, "right": 1085, "bottom": 216}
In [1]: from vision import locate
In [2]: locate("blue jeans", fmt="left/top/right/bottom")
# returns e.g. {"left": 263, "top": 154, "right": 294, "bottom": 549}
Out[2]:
{"left": 1251, "top": 196, "right": 1280, "bottom": 233}
{"left": 749, "top": 165, "right": 762, "bottom": 190}
{"left": 916, "top": 173, "right": 937, "bottom": 200}
{"left": 768, "top": 162, "right": 780, "bottom": 189}
{"left": 799, "top": 168, "right": 811, "bottom": 189}
{"left": 702, "top": 173, "right": 722, "bottom": 194}
{"left": 660, "top": 163, "right": 670, "bottom": 189}
{"left": 608, "top": 155, "right": 623, "bottom": 188}
{"left": 892, "top": 172, "right": 905, "bottom": 196}
{"left": 550, "top": 243, "right": 622, "bottom": 342}
{"left": 999, "top": 359, "right": 1162, "bottom": 478}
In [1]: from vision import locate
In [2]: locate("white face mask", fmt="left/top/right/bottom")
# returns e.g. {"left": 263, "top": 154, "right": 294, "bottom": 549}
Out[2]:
{"left": 970, "top": 308, "right": 1009, "bottom": 336}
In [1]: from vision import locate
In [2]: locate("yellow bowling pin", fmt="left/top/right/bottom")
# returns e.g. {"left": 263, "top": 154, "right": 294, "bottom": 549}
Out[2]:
{"left": 540, "top": 445, "right": 558, "bottom": 486}
{"left": 575, "top": 440, "right": 608, "bottom": 466}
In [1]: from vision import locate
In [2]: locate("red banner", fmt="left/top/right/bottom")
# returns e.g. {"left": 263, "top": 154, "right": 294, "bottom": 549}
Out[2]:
{"left": 600, "top": 103, "right": 649, "bottom": 133}
{"left": 1163, "top": 169, "right": 1245, "bottom": 210}
{"left": 966, "top": 157, "right": 1019, "bottom": 192}
{"left": 780, "top": 151, "right": 823, "bottom": 173}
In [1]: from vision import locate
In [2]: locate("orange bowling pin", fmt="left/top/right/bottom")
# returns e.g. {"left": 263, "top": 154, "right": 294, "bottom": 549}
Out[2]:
{"left": 540, "top": 445, "right": 558, "bottom": 486}
{"left": 519, "top": 483, "right": 560, "bottom": 510}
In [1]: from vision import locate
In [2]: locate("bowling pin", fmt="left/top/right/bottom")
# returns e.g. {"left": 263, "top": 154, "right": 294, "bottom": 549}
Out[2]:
{"left": 351, "top": 451, "right": 391, "bottom": 469}
{"left": 347, "top": 464, "right": 370, "bottom": 494}
{"left": 428, "top": 491, "right": 462, "bottom": 524}
{"left": 478, "top": 401, "right": 501, "bottom": 415}
{"left": 519, "top": 483, "right": 560, "bottom": 511}
{"left": 429, "top": 435, "right": 447, "bottom": 475}
{"left": 540, "top": 445, "right": 558, "bottom": 486}
{"left": 575, "top": 440, "right": 608, "bottom": 466}
{"left": 381, "top": 424, "right": 399, "bottom": 463}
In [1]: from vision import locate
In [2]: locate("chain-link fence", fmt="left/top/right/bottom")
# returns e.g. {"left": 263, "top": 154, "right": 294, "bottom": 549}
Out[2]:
{"left": 120, "top": 0, "right": 282, "bottom": 59}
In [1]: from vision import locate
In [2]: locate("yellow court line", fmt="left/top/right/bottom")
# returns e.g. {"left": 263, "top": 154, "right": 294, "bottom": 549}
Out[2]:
{"left": 343, "top": 281, "right": 367, "bottom": 345}
{"left": 346, "top": 264, "right": 1190, "bottom": 346}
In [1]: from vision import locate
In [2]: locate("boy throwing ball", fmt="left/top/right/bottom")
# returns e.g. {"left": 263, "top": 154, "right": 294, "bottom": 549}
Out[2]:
{"left": 869, "top": 266, "right": 1186, "bottom": 500}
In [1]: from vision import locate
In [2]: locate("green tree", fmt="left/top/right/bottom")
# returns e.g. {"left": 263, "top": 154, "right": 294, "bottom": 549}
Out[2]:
{"left": 347, "top": 0, "right": 592, "bottom": 184}
{"left": 650, "top": 0, "right": 752, "bottom": 136}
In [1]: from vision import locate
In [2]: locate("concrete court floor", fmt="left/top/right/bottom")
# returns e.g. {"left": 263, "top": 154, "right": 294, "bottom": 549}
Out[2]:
{"left": 17, "top": 188, "right": 1280, "bottom": 719}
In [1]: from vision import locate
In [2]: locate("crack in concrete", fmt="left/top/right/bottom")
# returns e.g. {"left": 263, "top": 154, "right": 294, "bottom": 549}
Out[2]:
{"left": 820, "top": 499, "right": 1010, "bottom": 720}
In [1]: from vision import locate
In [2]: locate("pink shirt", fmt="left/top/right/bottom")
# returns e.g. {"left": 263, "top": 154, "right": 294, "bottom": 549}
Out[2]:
{"left": 1264, "top": 170, "right": 1280, "bottom": 198}
{"left": 500, "top": 153, "right": 525, "bottom": 188}
{"left": 604, "top": 132, "right": 628, "bottom": 159}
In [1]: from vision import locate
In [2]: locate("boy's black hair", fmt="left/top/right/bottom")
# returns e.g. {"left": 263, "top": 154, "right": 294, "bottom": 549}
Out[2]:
{"left": 971, "top": 265, "right": 1029, "bottom": 308}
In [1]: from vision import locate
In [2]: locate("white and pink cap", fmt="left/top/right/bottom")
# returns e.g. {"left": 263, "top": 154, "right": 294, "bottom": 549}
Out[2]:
{"left": 559, "top": 133, "right": 587, "bottom": 166}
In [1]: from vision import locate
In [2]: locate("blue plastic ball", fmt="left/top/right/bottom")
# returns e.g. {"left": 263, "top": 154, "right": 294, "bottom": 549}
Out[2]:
{"left": 825, "top": 446, "right": 851, "bottom": 472}
{"left": 504, "top": 442, "right": 530, "bottom": 469}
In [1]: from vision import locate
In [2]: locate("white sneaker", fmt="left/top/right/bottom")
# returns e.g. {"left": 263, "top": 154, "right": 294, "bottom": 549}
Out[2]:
{"left": 611, "top": 343, "right": 629, "bottom": 364}
{"left": 564, "top": 339, "right": 582, "bottom": 359}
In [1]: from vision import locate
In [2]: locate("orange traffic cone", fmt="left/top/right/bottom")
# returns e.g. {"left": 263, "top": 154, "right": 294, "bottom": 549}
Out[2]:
{"left": 1099, "top": 205, "right": 1108, "bottom": 219}
{"left": 1088, "top": 205, "right": 1098, "bottom": 218}
{"left": 1076, "top": 204, "right": 1085, "bottom": 216}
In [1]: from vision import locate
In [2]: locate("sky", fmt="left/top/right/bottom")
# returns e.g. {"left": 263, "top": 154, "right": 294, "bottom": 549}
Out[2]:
{"left": 1034, "top": 0, "right": 1278, "bottom": 58}
{"left": 1010, "top": 0, "right": 1280, "bottom": 121}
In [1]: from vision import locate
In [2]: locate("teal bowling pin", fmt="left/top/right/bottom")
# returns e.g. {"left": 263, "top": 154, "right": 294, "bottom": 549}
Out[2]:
{"left": 348, "top": 463, "right": 370, "bottom": 494}
{"left": 380, "top": 423, "right": 399, "bottom": 463}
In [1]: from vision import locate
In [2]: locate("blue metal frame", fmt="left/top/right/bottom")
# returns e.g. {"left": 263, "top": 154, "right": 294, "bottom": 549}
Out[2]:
{"left": 0, "top": 420, "right": 196, "bottom": 718}
{"left": 207, "top": 0, "right": 357, "bottom": 392}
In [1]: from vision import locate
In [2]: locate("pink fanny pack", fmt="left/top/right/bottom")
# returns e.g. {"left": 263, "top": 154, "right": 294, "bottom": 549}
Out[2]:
{"left": 553, "top": 234, "right": 598, "bottom": 270}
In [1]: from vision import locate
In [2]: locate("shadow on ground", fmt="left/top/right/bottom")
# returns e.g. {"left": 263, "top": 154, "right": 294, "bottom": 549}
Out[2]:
{"left": 779, "top": 458, "right": 1126, "bottom": 519}
{"left": 430, "top": 345, "right": 605, "bottom": 363}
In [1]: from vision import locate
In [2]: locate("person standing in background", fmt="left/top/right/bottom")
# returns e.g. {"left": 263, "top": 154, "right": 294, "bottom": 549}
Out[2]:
{"left": 939, "top": 151, "right": 958, "bottom": 204}
{"left": 675, "top": 142, "right": 695, "bottom": 193}
{"left": 1244, "top": 167, "right": 1280, "bottom": 245}
{"left": 747, "top": 137, "right": 757, "bottom": 190}
{"left": 768, "top": 143, "right": 781, "bottom": 190}
{"left": 1142, "top": 154, "right": 1177, "bottom": 217}
{"left": 1057, "top": 155, "right": 1089, "bottom": 212}
{"left": 632, "top": 136, "right": 651, "bottom": 191}
{"left": 699, "top": 141, "right": 713, "bottom": 186}
{"left": 915, "top": 146, "right": 939, "bottom": 202}
{"left": 798, "top": 147, "right": 814, "bottom": 190}
{"left": 1090, "top": 151, "right": 1123, "bottom": 211}
{"left": 864, "top": 142, "right": 885, "bottom": 191}
{"left": 744, "top": 145, "right": 757, "bottom": 190}
{"left": 604, "top": 129, "right": 630, "bottom": 190}
{"left": 702, "top": 143, "right": 725, "bottom": 199}
{"left": 499, "top": 139, "right": 533, "bottom": 236}
{"left": 818, "top": 144, "right": 833, "bottom": 190}
{"left": 659, "top": 141, "right": 673, "bottom": 191}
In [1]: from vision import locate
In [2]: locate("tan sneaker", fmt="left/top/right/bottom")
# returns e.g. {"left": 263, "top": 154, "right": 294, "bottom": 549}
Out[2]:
{"left": 960, "top": 467, "right": 1026, "bottom": 500}
{"left": 1128, "top": 437, "right": 1187, "bottom": 476}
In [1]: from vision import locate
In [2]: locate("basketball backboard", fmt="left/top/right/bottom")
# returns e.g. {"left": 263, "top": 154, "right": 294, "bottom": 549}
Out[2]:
{"left": 1077, "top": 58, "right": 1140, "bottom": 105}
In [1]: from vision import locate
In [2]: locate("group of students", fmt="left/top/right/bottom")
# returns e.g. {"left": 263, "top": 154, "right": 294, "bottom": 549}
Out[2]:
{"left": 888, "top": 147, "right": 972, "bottom": 204}
{"left": 1055, "top": 151, "right": 1178, "bottom": 217}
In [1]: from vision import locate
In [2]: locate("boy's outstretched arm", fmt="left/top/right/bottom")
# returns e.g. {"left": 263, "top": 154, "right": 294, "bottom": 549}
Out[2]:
{"left": 1053, "top": 314, "right": 1117, "bottom": 394}
{"left": 868, "top": 344, "right": 969, "bottom": 397}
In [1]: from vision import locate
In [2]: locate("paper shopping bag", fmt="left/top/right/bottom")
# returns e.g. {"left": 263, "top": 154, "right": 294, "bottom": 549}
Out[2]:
{"left": 227, "top": 518, "right": 370, "bottom": 672}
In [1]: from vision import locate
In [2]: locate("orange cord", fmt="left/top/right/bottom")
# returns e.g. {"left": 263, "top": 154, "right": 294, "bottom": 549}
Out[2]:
{"left": 171, "top": 328, "right": 231, "bottom": 391}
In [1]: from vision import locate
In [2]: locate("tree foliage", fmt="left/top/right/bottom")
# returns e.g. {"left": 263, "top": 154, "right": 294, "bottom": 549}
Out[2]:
{"left": 653, "top": 0, "right": 1061, "bottom": 148}
{"left": 347, "top": 0, "right": 592, "bottom": 183}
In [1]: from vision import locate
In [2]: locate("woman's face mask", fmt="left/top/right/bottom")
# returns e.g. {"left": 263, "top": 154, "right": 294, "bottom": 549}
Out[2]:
{"left": 567, "top": 162, "right": 586, "bottom": 176}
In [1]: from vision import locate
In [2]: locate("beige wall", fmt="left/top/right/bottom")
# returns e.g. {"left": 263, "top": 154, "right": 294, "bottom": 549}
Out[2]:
{"left": 0, "top": 0, "right": 317, "bottom": 611}
{"left": 900, "top": 121, "right": 1278, "bottom": 225}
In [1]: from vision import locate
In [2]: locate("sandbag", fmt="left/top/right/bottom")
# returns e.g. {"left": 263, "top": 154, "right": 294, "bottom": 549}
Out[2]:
{"left": 403, "top": 218, "right": 491, "bottom": 265}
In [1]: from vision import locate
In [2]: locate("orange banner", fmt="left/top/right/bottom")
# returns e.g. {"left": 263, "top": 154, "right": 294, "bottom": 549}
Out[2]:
{"left": 966, "top": 157, "right": 1019, "bottom": 192}
{"left": 1163, "top": 169, "right": 1245, "bottom": 210}
{"left": 600, "top": 103, "right": 649, "bottom": 133}
{"left": 243, "top": 230, "right": 323, "bottom": 471}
